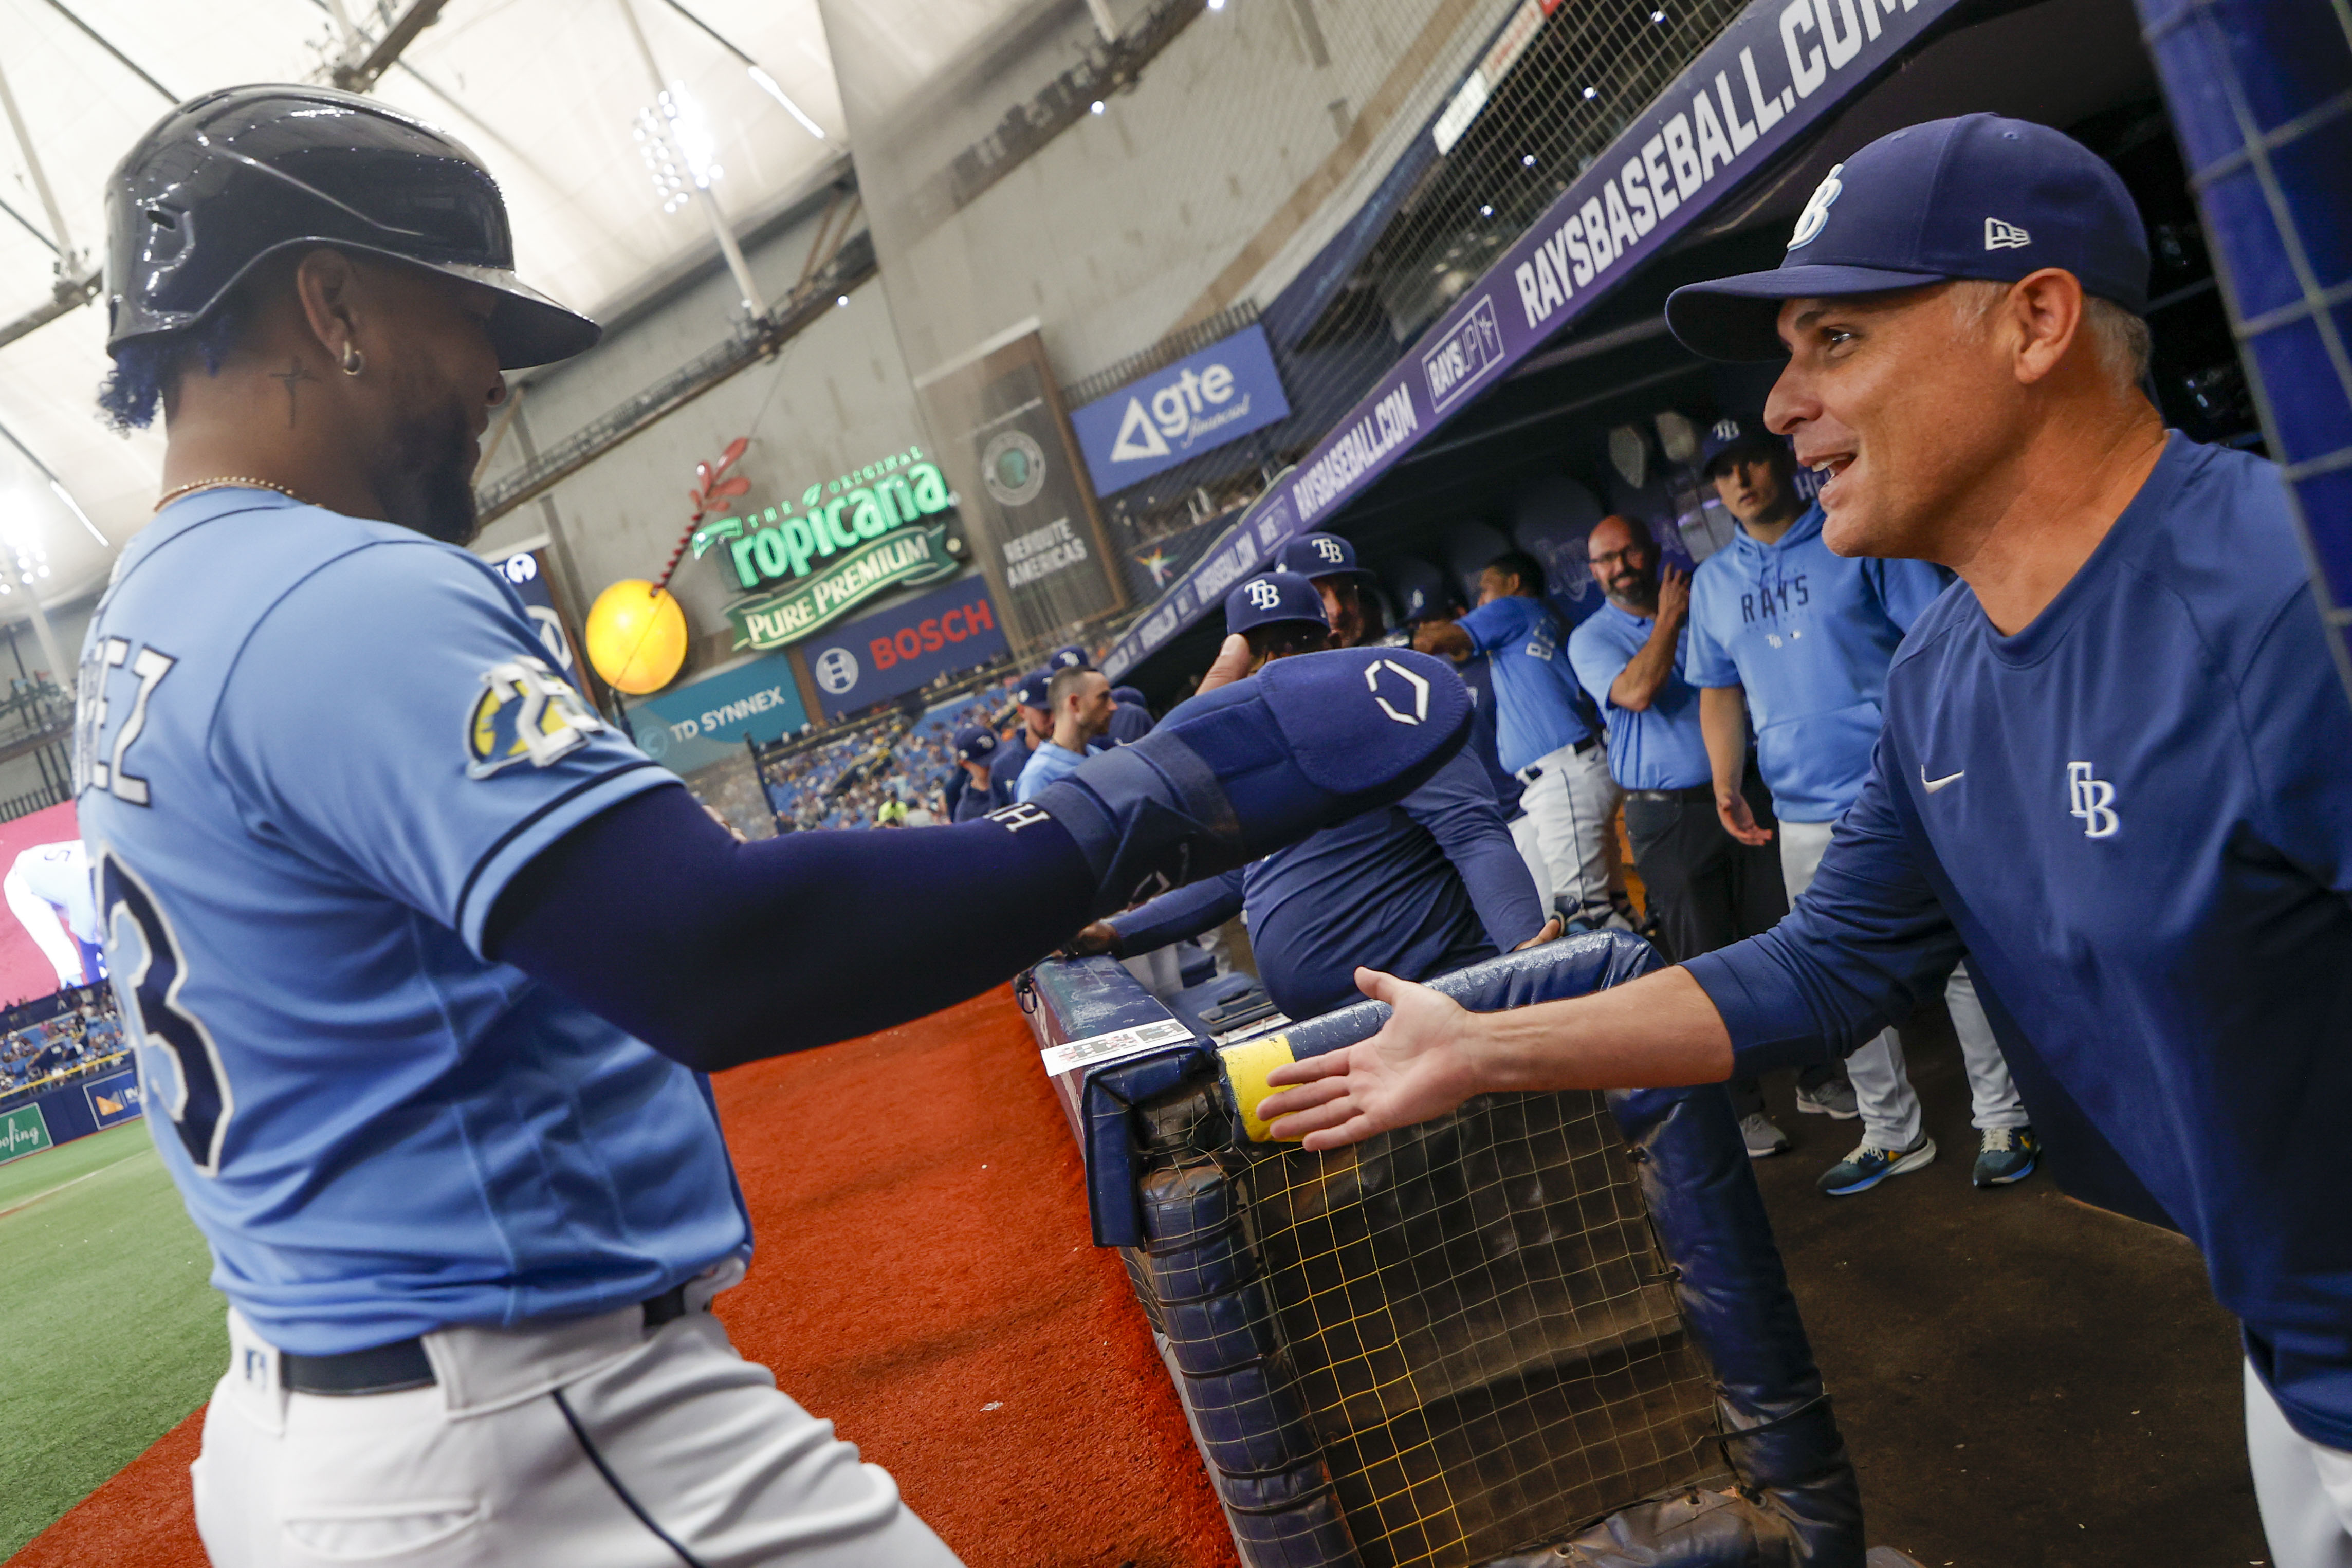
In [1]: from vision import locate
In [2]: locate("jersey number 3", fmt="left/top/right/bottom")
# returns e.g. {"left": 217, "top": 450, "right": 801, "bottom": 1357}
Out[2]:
{"left": 100, "top": 852, "right": 233, "bottom": 1175}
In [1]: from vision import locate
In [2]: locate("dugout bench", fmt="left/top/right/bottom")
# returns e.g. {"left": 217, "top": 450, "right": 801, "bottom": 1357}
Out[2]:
{"left": 1020, "top": 933, "right": 1923, "bottom": 1568}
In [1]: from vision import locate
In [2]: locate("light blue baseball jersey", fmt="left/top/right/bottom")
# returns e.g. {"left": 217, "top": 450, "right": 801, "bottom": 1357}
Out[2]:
{"left": 1013, "top": 740, "right": 1087, "bottom": 803}
{"left": 1567, "top": 602, "right": 1712, "bottom": 791}
{"left": 75, "top": 489, "right": 749, "bottom": 1357}
{"left": 1684, "top": 505, "right": 1951, "bottom": 821}
{"left": 1453, "top": 595, "right": 1595, "bottom": 773}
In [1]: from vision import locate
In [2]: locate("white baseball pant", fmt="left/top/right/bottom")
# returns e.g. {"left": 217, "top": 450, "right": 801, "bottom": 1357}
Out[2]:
{"left": 192, "top": 1267, "right": 963, "bottom": 1567}
{"left": 1515, "top": 738, "right": 1619, "bottom": 922}
{"left": 1777, "top": 818, "right": 2026, "bottom": 1150}
{"left": 2249, "top": 1360, "right": 2352, "bottom": 1567}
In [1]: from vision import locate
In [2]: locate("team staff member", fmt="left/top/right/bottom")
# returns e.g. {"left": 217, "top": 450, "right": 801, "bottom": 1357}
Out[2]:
{"left": 944, "top": 725, "right": 998, "bottom": 823}
{"left": 986, "top": 668, "right": 1055, "bottom": 807}
{"left": 1278, "top": 532, "right": 1388, "bottom": 648}
{"left": 1687, "top": 418, "right": 2034, "bottom": 1194}
{"left": 1416, "top": 551, "right": 1617, "bottom": 929}
{"left": 1069, "top": 572, "right": 1557, "bottom": 1017}
{"left": 1050, "top": 643, "right": 1153, "bottom": 744}
{"left": 81, "top": 86, "right": 1478, "bottom": 1568}
{"left": 1258, "top": 115, "right": 2352, "bottom": 1568}
{"left": 1566, "top": 515, "right": 1850, "bottom": 1152}
{"left": 1014, "top": 666, "right": 1118, "bottom": 802}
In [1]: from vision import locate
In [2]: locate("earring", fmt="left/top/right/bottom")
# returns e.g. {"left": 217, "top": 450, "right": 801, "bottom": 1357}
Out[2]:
{"left": 340, "top": 343, "right": 365, "bottom": 377}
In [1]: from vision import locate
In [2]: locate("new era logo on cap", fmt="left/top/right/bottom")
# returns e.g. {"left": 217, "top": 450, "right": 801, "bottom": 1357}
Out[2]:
{"left": 1984, "top": 217, "right": 2032, "bottom": 250}
{"left": 1668, "top": 115, "right": 2151, "bottom": 362}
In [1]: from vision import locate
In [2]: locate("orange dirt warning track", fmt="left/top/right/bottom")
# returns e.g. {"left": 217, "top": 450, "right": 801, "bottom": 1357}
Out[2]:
{"left": 8, "top": 985, "right": 1235, "bottom": 1567}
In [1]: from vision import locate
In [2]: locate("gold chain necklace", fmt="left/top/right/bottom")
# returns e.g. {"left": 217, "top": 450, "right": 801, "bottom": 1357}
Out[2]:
{"left": 153, "top": 477, "right": 313, "bottom": 512}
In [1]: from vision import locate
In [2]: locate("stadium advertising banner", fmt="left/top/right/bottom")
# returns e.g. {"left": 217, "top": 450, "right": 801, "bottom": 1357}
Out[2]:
{"left": 916, "top": 329, "right": 1126, "bottom": 647}
{"left": 0, "top": 1103, "right": 51, "bottom": 1166}
{"left": 0, "top": 801, "right": 100, "bottom": 1004}
{"left": 628, "top": 654, "right": 812, "bottom": 777}
{"left": 82, "top": 1067, "right": 142, "bottom": 1129}
{"left": 1069, "top": 323, "right": 1292, "bottom": 496}
{"left": 801, "top": 575, "right": 1010, "bottom": 722}
{"left": 1101, "top": 0, "right": 1969, "bottom": 680}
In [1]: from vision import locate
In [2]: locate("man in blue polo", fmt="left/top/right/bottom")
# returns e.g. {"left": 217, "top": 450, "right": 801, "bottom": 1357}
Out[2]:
{"left": 1568, "top": 512, "right": 1849, "bottom": 1152}
{"left": 1686, "top": 417, "right": 2035, "bottom": 1195}
{"left": 1414, "top": 548, "right": 1618, "bottom": 931}
{"left": 1050, "top": 643, "right": 1153, "bottom": 744}
{"left": 1256, "top": 115, "right": 2352, "bottom": 1568}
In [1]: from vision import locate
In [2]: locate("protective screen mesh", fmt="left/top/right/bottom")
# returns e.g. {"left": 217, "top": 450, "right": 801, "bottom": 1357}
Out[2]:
{"left": 1138, "top": 1083, "right": 1723, "bottom": 1568}
{"left": 819, "top": 0, "right": 1752, "bottom": 616}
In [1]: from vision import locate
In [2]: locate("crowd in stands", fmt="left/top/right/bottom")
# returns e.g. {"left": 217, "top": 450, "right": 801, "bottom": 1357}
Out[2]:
{"left": 760, "top": 676, "right": 1017, "bottom": 832}
{"left": 0, "top": 1001, "right": 126, "bottom": 1095}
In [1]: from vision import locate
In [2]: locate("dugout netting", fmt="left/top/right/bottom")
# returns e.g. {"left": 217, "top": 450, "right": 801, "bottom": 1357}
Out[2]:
{"left": 1038, "top": 935, "right": 1862, "bottom": 1568}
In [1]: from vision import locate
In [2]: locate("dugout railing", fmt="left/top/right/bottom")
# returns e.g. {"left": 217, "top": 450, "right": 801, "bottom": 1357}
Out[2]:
{"left": 1021, "top": 934, "right": 1891, "bottom": 1568}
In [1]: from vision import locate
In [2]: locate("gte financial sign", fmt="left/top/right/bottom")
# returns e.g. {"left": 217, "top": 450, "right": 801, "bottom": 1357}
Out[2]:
{"left": 1069, "top": 323, "right": 1292, "bottom": 497}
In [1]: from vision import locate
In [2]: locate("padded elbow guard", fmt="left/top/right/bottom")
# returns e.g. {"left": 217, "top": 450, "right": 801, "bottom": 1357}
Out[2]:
{"left": 1018, "top": 647, "right": 1472, "bottom": 917}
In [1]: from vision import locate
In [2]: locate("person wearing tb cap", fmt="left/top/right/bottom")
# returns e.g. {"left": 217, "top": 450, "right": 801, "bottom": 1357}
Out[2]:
{"left": 944, "top": 724, "right": 999, "bottom": 823}
{"left": 1279, "top": 533, "right": 1387, "bottom": 648}
{"left": 1064, "top": 570, "right": 1556, "bottom": 1018}
{"left": 985, "top": 669, "right": 1056, "bottom": 809}
{"left": 1255, "top": 115, "right": 2352, "bottom": 1568}
{"left": 1686, "top": 414, "right": 2033, "bottom": 1192}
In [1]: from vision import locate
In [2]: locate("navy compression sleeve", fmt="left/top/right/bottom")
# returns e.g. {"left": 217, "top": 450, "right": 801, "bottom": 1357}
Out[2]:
{"left": 484, "top": 783, "right": 1092, "bottom": 1071}
{"left": 1107, "top": 869, "right": 1246, "bottom": 953}
{"left": 1399, "top": 750, "right": 1544, "bottom": 951}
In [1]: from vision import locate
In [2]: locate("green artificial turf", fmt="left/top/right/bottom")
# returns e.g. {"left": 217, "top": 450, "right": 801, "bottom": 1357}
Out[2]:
{"left": 0, "top": 1123, "right": 220, "bottom": 1558}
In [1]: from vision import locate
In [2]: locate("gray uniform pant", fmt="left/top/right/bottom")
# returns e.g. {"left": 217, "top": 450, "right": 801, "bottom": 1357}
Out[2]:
{"left": 2250, "top": 1359, "right": 2352, "bottom": 1567}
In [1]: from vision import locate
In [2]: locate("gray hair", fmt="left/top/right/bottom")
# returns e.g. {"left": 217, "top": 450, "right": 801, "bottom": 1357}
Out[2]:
{"left": 1947, "top": 278, "right": 2151, "bottom": 393}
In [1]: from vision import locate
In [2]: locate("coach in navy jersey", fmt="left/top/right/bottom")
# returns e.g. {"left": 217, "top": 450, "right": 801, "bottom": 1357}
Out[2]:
{"left": 1258, "top": 115, "right": 2352, "bottom": 1568}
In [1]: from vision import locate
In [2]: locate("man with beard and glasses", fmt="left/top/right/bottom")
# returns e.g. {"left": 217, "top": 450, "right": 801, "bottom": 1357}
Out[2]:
{"left": 1567, "top": 514, "right": 1850, "bottom": 1155}
{"left": 78, "top": 86, "right": 1476, "bottom": 1567}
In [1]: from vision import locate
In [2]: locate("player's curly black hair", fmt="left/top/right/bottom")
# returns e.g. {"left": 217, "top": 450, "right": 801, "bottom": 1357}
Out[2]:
{"left": 95, "top": 298, "right": 252, "bottom": 433}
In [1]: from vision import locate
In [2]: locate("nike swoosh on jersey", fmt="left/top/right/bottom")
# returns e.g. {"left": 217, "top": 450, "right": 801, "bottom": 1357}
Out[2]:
{"left": 1921, "top": 767, "right": 1964, "bottom": 793}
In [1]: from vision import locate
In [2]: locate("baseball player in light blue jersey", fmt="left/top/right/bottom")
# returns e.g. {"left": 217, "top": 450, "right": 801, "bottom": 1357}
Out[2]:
{"left": 81, "top": 86, "right": 1477, "bottom": 1567}
{"left": 1258, "top": 116, "right": 2352, "bottom": 1568}
{"left": 6, "top": 839, "right": 105, "bottom": 987}
{"left": 1684, "top": 418, "right": 2036, "bottom": 1195}
{"left": 1013, "top": 666, "right": 1116, "bottom": 803}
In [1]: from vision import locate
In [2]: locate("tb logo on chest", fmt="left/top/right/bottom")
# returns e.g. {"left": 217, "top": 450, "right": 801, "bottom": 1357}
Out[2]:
{"left": 2066, "top": 761, "right": 2119, "bottom": 839}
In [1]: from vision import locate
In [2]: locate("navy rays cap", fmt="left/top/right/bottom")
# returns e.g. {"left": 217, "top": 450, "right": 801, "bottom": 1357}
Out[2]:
{"left": 1700, "top": 416, "right": 1783, "bottom": 474}
{"left": 1666, "top": 114, "right": 2151, "bottom": 362}
{"left": 1014, "top": 669, "right": 1054, "bottom": 710}
{"left": 1226, "top": 570, "right": 1330, "bottom": 635}
{"left": 1048, "top": 644, "right": 1093, "bottom": 670}
{"left": 1278, "top": 532, "right": 1372, "bottom": 579}
{"left": 1385, "top": 558, "right": 1461, "bottom": 624}
{"left": 953, "top": 725, "right": 998, "bottom": 761}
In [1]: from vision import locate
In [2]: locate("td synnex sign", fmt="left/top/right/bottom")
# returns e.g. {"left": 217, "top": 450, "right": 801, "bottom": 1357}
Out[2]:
{"left": 1070, "top": 323, "right": 1292, "bottom": 496}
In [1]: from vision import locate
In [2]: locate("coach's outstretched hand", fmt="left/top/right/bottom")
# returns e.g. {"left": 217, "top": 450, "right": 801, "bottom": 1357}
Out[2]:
{"left": 1258, "top": 968, "right": 1484, "bottom": 1149}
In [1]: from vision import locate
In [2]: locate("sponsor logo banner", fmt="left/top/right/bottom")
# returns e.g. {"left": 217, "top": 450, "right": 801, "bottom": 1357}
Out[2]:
{"left": 628, "top": 651, "right": 813, "bottom": 777}
{"left": 1069, "top": 323, "right": 1293, "bottom": 496}
{"left": 723, "top": 525, "right": 960, "bottom": 652}
{"left": 83, "top": 1067, "right": 143, "bottom": 1128}
{"left": 802, "top": 575, "right": 1012, "bottom": 722}
{"left": 0, "top": 1103, "right": 51, "bottom": 1165}
{"left": 1104, "top": 0, "right": 1965, "bottom": 677}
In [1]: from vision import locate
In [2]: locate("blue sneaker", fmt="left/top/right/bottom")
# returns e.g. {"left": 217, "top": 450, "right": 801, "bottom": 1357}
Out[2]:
{"left": 1816, "top": 1133, "right": 1936, "bottom": 1196}
{"left": 1973, "top": 1125, "right": 2040, "bottom": 1187}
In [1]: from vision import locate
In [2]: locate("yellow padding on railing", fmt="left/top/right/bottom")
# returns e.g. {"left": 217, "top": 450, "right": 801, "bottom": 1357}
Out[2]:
{"left": 1220, "top": 1033, "right": 1299, "bottom": 1143}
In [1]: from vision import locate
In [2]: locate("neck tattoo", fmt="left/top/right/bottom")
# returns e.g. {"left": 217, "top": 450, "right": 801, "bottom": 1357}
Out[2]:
{"left": 271, "top": 358, "right": 317, "bottom": 428}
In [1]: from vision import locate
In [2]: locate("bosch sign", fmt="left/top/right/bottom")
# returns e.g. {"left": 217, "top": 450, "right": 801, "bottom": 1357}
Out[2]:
{"left": 1070, "top": 323, "right": 1292, "bottom": 496}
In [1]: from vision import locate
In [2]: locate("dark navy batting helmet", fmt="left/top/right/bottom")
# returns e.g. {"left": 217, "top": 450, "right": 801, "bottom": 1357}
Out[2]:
{"left": 105, "top": 85, "right": 600, "bottom": 368}
{"left": 1225, "top": 571, "right": 1328, "bottom": 634}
